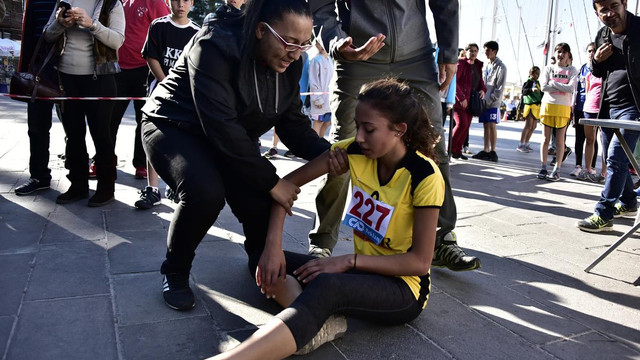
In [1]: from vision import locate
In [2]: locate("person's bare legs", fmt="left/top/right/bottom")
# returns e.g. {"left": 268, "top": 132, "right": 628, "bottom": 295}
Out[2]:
{"left": 483, "top": 123, "right": 490, "bottom": 152}
{"left": 312, "top": 120, "right": 330, "bottom": 138}
{"left": 553, "top": 126, "right": 567, "bottom": 172}
{"left": 210, "top": 275, "right": 302, "bottom": 360}
{"left": 540, "top": 125, "right": 552, "bottom": 166}
{"left": 147, "top": 161, "right": 159, "bottom": 188}
{"left": 523, "top": 114, "right": 538, "bottom": 145}
{"left": 489, "top": 122, "right": 498, "bottom": 152}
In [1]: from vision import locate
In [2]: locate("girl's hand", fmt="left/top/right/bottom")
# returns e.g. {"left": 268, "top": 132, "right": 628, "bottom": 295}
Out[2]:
{"left": 68, "top": 7, "right": 92, "bottom": 28}
{"left": 293, "top": 255, "right": 352, "bottom": 283}
{"left": 269, "top": 178, "right": 300, "bottom": 216}
{"left": 56, "top": 7, "right": 75, "bottom": 27}
{"left": 255, "top": 245, "right": 286, "bottom": 299}
{"left": 328, "top": 148, "right": 348, "bottom": 176}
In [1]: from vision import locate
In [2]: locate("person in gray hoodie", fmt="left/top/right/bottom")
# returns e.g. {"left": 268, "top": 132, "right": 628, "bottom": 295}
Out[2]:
{"left": 472, "top": 40, "right": 507, "bottom": 162}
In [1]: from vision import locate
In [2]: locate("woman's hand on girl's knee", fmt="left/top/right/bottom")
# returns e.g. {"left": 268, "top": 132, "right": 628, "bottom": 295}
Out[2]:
{"left": 328, "top": 148, "right": 349, "bottom": 176}
{"left": 269, "top": 179, "right": 300, "bottom": 216}
{"left": 293, "top": 255, "right": 351, "bottom": 283}
{"left": 256, "top": 247, "right": 287, "bottom": 299}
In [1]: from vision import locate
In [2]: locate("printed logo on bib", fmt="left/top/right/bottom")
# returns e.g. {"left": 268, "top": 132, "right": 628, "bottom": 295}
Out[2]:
{"left": 343, "top": 186, "right": 394, "bottom": 245}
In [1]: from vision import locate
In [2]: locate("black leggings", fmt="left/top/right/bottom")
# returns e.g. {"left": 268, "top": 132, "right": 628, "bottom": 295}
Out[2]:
{"left": 574, "top": 110, "right": 598, "bottom": 168}
{"left": 59, "top": 73, "right": 116, "bottom": 184}
{"left": 141, "top": 120, "right": 269, "bottom": 275}
{"left": 276, "top": 251, "right": 425, "bottom": 350}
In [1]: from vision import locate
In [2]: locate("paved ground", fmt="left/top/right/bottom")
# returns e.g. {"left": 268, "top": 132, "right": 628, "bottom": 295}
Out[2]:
{"left": 0, "top": 96, "right": 639, "bottom": 360}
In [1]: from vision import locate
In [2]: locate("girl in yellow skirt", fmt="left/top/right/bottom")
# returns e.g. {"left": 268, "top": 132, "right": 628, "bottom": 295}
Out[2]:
{"left": 537, "top": 43, "right": 578, "bottom": 181}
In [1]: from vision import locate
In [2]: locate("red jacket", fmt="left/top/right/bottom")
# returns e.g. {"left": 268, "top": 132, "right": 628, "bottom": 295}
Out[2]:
{"left": 455, "top": 58, "right": 486, "bottom": 110}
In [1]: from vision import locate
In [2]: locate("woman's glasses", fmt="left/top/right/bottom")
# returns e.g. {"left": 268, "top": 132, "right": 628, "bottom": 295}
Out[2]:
{"left": 263, "top": 22, "right": 313, "bottom": 52}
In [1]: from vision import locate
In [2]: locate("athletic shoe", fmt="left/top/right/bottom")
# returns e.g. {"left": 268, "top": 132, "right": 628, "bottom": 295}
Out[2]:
{"left": 569, "top": 165, "right": 582, "bottom": 177}
{"left": 548, "top": 148, "right": 556, "bottom": 156}
{"left": 488, "top": 151, "right": 499, "bottom": 162}
{"left": 15, "top": 178, "right": 50, "bottom": 195}
{"left": 576, "top": 169, "right": 591, "bottom": 181}
{"left": 294, "top": 315, "right": 347, "bottom": 355}
{"left": 547, "top": 170, "right": 560, "bottom": 182}
{"left": 162, "top": 273, "right": 195, "bottom": 311}
{"left": 562, "top": 147, "right": 572, "bottom": 162}
{"left": 613, "top": 203, "right": 638, "bottom": 218}
{"left": 550, "top": 157, "right": 557, "bottom": 166}
{"left": 525, "top": 144, "right": 534, "bottom": 152}
{"left": 452, "top": 153, "right": 468, "bottom": 160}
{"left": 308, "top": 245, "right": 332, "bottom": 258}
{"left": 134, "top": 186, "right": 161, "bottom": 210}
{"left": 471, "top": 150, "right": 490, "bottom": 160}
{"left": 576, "top": 214, "right": 613, "bottom": 233}
{"left": 135, "top": 167, "right": 148, "bottom": 179}
{"left": 165, "top": 187, "right": 180, "bottom": 204}
{"left": 463, "top": 146, "right": 473, "bottom": 154}
{"left": 431, "top": 232, "right": 481, "bottom": 271}
{"left": 263, "top": 147, "right": 278, "bottom": 158}
{"left": 537, "top": 169, "right": 548, "bottom": 179}
{"left": 88, "top": 160, "right": 97, "bottom": 179}
{"left": 587, "top": 172, "right": 606, "bottom": 184}
{"left": 516, "top": 145, "right": 527, "bottom": 153}
{"left": 284, "top": 150, "right": 296, "bottom": 158}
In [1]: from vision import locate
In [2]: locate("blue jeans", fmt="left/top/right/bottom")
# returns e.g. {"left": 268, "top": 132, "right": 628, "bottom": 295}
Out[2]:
{"left": 595, "top": 106, "right": 640, "bottom": 220}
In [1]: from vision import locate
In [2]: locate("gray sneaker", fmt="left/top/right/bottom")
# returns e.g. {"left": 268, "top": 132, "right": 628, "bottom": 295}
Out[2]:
{"left": 587, "top": 172, "right": 606, "bottom": 184}
{"left": 576, "top": 169, "right": 591, "bottom": 180}
{"left": 294, "top": 315, "right": 347, "bottom": 355}
{"left": 431, "top": 232, "right": 481, "bottom": 271}
{"left": 308, "top": 245, "right": 332, "bottom": 258}
{"left": 614, "top": 203, "right": 638, "bottom": 218}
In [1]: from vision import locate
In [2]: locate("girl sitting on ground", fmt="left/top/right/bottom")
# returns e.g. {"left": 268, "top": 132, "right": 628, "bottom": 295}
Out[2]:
{"left": 210, "top": 78, "right": 444, "bottom": 359}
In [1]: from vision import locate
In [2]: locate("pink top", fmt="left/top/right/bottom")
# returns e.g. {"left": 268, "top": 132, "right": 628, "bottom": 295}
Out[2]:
{"left": 583, "top": 72, "right": 602, "bottom": 114}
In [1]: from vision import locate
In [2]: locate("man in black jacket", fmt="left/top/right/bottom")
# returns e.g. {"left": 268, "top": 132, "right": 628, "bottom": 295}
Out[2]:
{"left": 14, "top": 0, "right": 59, "bottom": 196}
{"left": 576, "top": 0, "right": 640, "bottom": 232}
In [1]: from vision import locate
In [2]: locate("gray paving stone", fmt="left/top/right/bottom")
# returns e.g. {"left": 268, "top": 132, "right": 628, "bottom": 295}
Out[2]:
{"left": 25, "top": 242, "right": 109, "bottom": 301}
{"left": 119, "top": 316, "right": 222, "bottom": 360}
{"left": 112, "top": 272, "right": 207, "bottom": 326}
{"left": 0, "top": 315, "right": 15, "bottom": 357}
{"left": 0, "top": 253, "right": 33, "bottom": 316}
{"left": 0, "top": 204, "right": 46, "bottom": 255}
{"left": 103, "top": 206, "right": 167, "bottom": 233}
{"left": 412, "top": 292, "right": 554, "bottom": 360}
{"left": 107, "top": 229, "right": 167, "bottom": 274}
{"left": 6, "top": 296, "right": 117, "bottom": 360}
{"left": 41, "top": 206, "right": 105, "bottom": 243}
{"left": 542, "top": 331, "right": 640, "bottom": 360}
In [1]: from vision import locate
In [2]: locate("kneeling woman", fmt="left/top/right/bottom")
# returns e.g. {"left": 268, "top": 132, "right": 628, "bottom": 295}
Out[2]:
{"left": 212, "top": 79, "right": 444, "bottom": 359}
{"left": 141, "top": 0, "right": 333, "bottom": 311}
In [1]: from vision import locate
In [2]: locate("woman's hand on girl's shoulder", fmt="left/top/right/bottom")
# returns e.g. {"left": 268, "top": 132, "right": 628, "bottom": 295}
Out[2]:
{"left": 328, "top": 148, "right": 349, "bottom": 177}
{"left": 293, "top": 255, "right": 352, "bottom": 283}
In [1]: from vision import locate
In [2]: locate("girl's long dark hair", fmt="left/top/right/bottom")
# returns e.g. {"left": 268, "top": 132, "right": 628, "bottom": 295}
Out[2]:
{"left": 357, "top": 78, "right": 440, "bottom": 161}
{"left": 240, "top": 0, "right": 311, "bottom": 71}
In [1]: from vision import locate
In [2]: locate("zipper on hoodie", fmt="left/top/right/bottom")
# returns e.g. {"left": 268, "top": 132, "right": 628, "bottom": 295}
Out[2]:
{"left": 384, "top": 0, "right": 397, "bottom": 62}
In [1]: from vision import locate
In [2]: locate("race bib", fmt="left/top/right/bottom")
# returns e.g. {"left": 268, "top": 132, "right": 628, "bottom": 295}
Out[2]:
{"left": 343, "top": 186, "right": 394, "bottom": 245}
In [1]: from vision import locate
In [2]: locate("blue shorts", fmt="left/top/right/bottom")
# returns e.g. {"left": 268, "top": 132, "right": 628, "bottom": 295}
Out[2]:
{"left": 313, "top": 112, "right": 332, "bottom": 123}
{"left": 479, "top": 108, "right": 500, "bottom": 123}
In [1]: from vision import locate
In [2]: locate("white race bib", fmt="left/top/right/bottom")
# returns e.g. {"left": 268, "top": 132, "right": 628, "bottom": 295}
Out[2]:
{"left": 343, "top": 186, "right": 394, "bottom": 245}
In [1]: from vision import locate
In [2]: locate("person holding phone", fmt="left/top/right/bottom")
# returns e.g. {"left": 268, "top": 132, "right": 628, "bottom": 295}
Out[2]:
{"left": 43, "top": 0, "right": 125, "bottom": 206}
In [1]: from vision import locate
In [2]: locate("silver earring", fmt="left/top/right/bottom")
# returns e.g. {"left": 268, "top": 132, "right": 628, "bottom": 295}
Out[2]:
{"left": 396, "top": 132, "right": 401, "bottom": 136}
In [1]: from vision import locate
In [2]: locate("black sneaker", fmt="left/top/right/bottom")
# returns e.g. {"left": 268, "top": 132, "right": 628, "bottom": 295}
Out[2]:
{"left": 562, "top": 147, "right": 572, "bottom": 162}
{"left": 284, "top": 150, "right": 296, "bottom": 158}
{"left": 550, "top": 157, "right": 557, "bottom": 166}
{"left": 135, "top": 186, "right": 161, "bottom": 210}
{"left": 263, "top": 147, "right": 278, "bottom": 158}
{"left": 576, "top": 214, "right": 613, "bottom": 232}
{"left": 488, "top": 151, "right": 499, "bottom": 162}
{"left": 15, "top": 178, "right": 50, "bottom": 195}
{"left": 471, "top": 150, "right": 489, "bottom": 160}
{"left": 431, "top": 232, "right": 481, "bottom": 271}
{"left": 613, "top": 203, "right": 638, "bottom": 218}
{"left": 452, "top": 153, "right": 468, "bottom": 160}
{"left": 537, "top": 169, "right": 548, "bottom": 179}
{"left": 162, "top": 273, "right": 195, "bottom": 311}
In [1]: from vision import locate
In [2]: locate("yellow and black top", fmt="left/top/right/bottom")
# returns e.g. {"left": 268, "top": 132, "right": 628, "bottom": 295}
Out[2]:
{"left": 332, "top": 138, "right": 445, "bottom": 307}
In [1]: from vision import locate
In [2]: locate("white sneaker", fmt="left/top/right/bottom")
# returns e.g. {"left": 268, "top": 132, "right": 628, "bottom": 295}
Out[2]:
{"left": 294, "top": 315, "right": 347, "bottom": 355}
{"left": 569, "top": 165, "right": 582, "bottom": 177}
